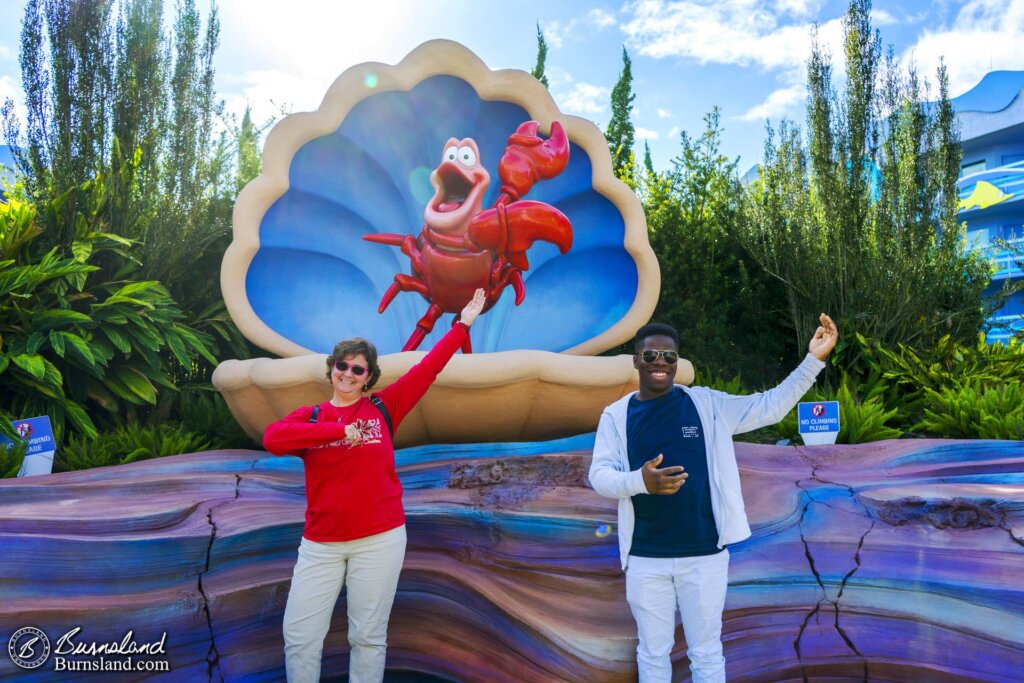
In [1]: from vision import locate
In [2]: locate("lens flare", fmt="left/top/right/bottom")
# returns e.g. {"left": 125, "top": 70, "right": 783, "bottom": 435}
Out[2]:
{"left": 408, "top": 166, "right": 433, "bottom": 207}
{"left": 364, "top": 72, "right": 379, "bottom": 89}
{"left": 595, "top": 524, "right": 612, "bottom": 538}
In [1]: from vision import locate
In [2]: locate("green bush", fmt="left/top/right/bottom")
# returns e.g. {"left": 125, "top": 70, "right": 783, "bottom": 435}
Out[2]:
{"left": 0, "top": 179, "right": 217, "bottom": 442}
{"left": 174, "top": 388, "right": 256, "bottom": 450}
{"left": 829, "top": 331, "right": 1024, "bottom": 431}
{"left": 916, "top": 383, "right": 1024, "bottom": 440}
{"left": 1, "top": 440, "right": 27, "bottom": 478}
{"left": 56, "top": 422, "right": 211, "bottom": 472}
{"left": 694, "top": 370, "right": 745, "bottom": 396}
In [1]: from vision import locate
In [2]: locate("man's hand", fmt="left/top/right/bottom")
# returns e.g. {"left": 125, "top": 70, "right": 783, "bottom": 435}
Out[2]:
{"left": 808, "top": 313, "right": 838, "bottom": 361}
{"left": 641, "top": 454, "right": 687, "bottom": 495}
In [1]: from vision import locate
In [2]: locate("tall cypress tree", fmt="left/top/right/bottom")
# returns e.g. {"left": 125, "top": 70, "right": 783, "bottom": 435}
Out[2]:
{"left": 2, "top": 0, "right": 247, "bottom": 382}
{"left": 236, "top": 105, "right": 261, "bottom": 193}
{"left": 642, "top": 140, "right": 655, "bottom": 178}
{"left": 742, "top": 0, "right": 991, "bottom": 366}
{"left": 531, "top": 22, "right": 549, "bottom": 89}
{"left": 606, "top": 46, "right": 635, "bottom": 184}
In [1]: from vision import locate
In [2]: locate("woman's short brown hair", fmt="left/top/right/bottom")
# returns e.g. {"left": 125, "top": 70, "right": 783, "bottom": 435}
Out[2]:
{"left": 326, "top": 338, "right": 381, "bottom": 390}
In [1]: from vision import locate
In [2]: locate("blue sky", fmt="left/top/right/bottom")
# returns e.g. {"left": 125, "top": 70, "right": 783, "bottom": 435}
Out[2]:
{"left": 1, "top": 0, "right": 1022, "bottom": 174}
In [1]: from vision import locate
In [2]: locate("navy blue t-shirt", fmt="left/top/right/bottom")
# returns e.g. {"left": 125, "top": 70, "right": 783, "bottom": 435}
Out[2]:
{"left": 627, "top": 387, "right": 720, "bottom": 557}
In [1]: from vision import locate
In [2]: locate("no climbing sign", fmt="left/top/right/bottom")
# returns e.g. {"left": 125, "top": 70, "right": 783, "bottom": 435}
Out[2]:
{"left": 797, "top": 401, "right": 840, "bottom": 445}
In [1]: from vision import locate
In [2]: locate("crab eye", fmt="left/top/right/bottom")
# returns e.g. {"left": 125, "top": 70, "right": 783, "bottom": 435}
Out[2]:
{"left": 443, "top": 146, "right": 458, "bottom": 163}
{"left": 457, "top": 146, "right": 477, "bottom": 167}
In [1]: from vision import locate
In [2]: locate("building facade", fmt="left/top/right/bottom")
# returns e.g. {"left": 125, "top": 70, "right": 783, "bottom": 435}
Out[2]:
{"left": 954, "top": 71, "right": 1024, "bottom": 342}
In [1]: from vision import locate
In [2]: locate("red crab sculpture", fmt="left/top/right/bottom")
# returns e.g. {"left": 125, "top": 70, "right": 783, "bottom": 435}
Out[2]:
{"left": 363, "top": 121, "right": 572, "bottom": 352}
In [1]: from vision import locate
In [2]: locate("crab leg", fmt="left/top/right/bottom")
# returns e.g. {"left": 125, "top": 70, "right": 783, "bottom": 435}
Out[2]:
{"left": 403, "top": 303, "right": 445, "bottom": 351}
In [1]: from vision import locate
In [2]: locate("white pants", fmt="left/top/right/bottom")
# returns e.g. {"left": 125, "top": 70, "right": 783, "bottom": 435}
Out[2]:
{"left": 625, "top": 550, "right": 730, "bottom": 683}
{"left": 282, "top": 526, "right": 407, "bottom": 683}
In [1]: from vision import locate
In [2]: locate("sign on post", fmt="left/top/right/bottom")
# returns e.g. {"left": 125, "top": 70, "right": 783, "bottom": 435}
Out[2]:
{"left": 797, "top": 401, "right": 840, "bottom": 445}
{"left": 0, "top": 416, "right": 57, "bottom": 477}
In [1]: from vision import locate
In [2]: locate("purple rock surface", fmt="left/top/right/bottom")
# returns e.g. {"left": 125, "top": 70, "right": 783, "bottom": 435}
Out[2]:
{"left": 0, "top": 439, "right": 1021, "bottom": 682}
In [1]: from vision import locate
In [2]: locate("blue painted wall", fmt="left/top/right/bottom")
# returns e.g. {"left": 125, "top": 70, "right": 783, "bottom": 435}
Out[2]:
{"left": 248, "top": 76, "right": 637, "bottom": 355}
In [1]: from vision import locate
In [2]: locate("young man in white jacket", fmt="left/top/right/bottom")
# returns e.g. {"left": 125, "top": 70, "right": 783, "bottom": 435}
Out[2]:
{"left": 589, "top": 315, "right": 837, "bottom": 683}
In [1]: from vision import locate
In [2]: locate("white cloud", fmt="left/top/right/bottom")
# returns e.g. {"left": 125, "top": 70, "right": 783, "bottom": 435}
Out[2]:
{"left": 589, "top": 9, "right": 617, "bottom": 28}
{"left": 737, "top": 85, "right": 804, "bottom": 121}
{"left": 557, "top": 82, "right": 610, "bottom": 116}
{"left": 871, "top": 8, "right": 900, "bottom": 26}
{"left": 221, "top": 69, "right": 330, "bottom": 125}
{"left": 635, "top": 126, "right": 660, "bottom": 140}
{"left": 774, "top": 0, "right": 825, "bottom": 19}
{"left": 902, "top": 0, "right": 1024, "bottom": 97}
{"left": 668, "top": 125, "right": 681, "bottom": 138}
{"left": 621, "top": 0, "right": 845, "bottom": 73}
{"left": 0, "top": 45, "right": 13, "bottom": 61}
{"left": 543, "top": 65, "right": 576, "bottom": 89}
{"left": 541, "top": 19, "right": 579, "bottom": 49}
{"left": 656, "top": 107, "right": 673, "bottom": 118}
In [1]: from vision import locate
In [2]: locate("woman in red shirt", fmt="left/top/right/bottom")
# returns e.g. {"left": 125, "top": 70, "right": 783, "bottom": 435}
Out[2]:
{"left": 264, "top": 289, "right": 486, "bottom": 683}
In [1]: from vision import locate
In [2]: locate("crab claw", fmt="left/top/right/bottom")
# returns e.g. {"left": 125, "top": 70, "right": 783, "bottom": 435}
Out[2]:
{"left": 497, "top": 121, "right": 570, "bottom": 201}
{"left": 467, "top": 200, "right": 572, "bottom": 271}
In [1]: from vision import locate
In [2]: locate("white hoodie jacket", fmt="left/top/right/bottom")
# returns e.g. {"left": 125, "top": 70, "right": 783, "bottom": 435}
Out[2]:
{"left": 588, "top": 353, "right": 825, "bottom": 570}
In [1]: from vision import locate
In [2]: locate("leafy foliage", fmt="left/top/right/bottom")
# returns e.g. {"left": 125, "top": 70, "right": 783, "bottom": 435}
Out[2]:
{"left": 1, "top": 440, "right": 28, "bottom": 478}
{"left": 56, "top": 422, "right": 211, "bottom": 472}
{"left": 2, "top": 0, "right": 252, "bottom": 386}
{"left": 916, "top": 382, "right": 1024, "bottom": 440}
{"left": 740, "top": 0, "right": 992, "bottom": 375}
{"left": 173, "top": 388, "right": 257, "bottom": 449}
{"left": 840, "top": 332, "right": 1024, "bottom": 425}
{"left": 0, "top": 175, "right": 216, "bottom": 442}
{"left": 531, "top": 22, "right": 549, "bottom": 89}
{"left": 606, "top": 46, "right": 636, "bottom": 186}
{"left": 644, "top": 110, "right": 791, "bottom": 387}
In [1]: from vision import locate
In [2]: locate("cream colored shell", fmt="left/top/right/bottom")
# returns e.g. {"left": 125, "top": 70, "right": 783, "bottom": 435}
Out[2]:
{"left": 214, "top": 352, "right": 693, "bottom": 448}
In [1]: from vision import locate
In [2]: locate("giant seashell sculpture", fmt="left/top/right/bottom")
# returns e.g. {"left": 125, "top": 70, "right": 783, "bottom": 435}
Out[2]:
{"left": 214, "top": 40, "right": 687, "bottom": 445}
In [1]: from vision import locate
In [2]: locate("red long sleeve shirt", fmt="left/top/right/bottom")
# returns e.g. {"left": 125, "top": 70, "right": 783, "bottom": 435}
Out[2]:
{"left": 263, "top": 324, "right": 468, "bottom": 542}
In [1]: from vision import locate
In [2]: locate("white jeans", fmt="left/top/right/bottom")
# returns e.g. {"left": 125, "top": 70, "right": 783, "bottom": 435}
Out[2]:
{"left": 625, "top": 550, "right": 730, "bottom": 683}
{"left": 282, "top": 526, "right": 407, "bottom": 683}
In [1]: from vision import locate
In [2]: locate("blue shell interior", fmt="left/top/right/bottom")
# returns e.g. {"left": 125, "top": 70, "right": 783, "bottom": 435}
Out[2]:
{"left": 247, "top": 75, "right": 637, "bottom": 354}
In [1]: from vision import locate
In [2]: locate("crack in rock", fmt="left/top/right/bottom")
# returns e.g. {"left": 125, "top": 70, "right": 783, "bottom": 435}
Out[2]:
{"left": 999, "top": 518, "right": 1024, "bottom": 548}
{"left": 792, "top": 447, "right": 873, "bottom": 682}
{"left": 198, "top": 498, "right": 234, "bottom": 683}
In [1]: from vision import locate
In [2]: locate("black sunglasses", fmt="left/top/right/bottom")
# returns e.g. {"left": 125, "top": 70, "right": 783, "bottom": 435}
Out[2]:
{"left": 334, "top": 360, "right": 368, "bottom": 376}
{"left": 639, "top": 349, "right": 679, "bottom": 364}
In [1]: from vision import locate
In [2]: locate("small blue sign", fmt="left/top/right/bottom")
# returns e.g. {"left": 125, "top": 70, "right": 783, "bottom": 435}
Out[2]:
{"left": 797, "top": 401, "right": 840, "bottom": 445}
{"left": 798, "top": 401, "right": 840, "bottom": 433}
{"left": 1, "top": 415, "right": 56, "bottom": 476}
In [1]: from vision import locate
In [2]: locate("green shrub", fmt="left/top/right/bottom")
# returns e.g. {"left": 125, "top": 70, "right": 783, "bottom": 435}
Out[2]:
{"left": 916, "top": 382, "right": 1024, "bottom": 440}
{"left": 56, "top": 423, "right": 210, "bottom": 472}
{"left": 174, "top": 388, "right": 256, "bottom": 449}
{"left": 1, "top": 440, "right": 27, "bottom": 478}
{"left": 835, "top": 332, "right": 1024, "bottom": 430}
{"left": 694, "top": 370, "right": 745, "bottom": 396}
{"left": 0, "top": 179, "right": 217, "bottom": 442}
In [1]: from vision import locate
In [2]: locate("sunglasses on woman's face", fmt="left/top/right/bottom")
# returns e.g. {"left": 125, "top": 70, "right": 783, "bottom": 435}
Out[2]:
{"left": 639, "top": 349, "right": 679, "bottom": 364}
{"left": 334, "top": 360, "right": 368, "bottom": 376}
